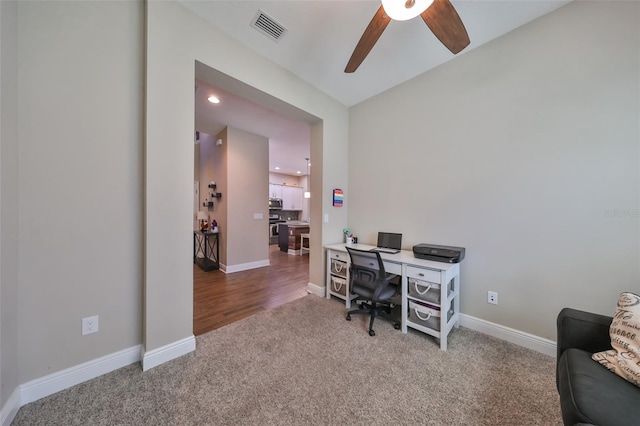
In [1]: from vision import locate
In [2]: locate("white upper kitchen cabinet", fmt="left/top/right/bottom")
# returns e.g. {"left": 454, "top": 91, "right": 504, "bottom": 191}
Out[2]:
{"left": 269, "top": 183, "right": 283, "bottom": 199}
{"left": 282, "top": 186, "right": 303, "bottom": 210}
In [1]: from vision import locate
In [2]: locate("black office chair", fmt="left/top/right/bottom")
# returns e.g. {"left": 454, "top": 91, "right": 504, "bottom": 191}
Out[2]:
{"left": 345, "top": 247, "right": 401, "bottom": 336}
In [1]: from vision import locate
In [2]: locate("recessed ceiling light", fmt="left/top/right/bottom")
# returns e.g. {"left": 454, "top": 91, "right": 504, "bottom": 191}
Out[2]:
{"left": 296, "top": 170, "right": 301, "bottom": 174}
{"left": 207, "top": 95, "right": 220, "bottom": 104}
{"left": 275, "top": 166, "right": 280, "bottom": 170}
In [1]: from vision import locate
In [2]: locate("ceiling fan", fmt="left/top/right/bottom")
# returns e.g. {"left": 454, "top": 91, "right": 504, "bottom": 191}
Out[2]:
{"left": 345, "top": 0, "right": 470, "bottom": 73}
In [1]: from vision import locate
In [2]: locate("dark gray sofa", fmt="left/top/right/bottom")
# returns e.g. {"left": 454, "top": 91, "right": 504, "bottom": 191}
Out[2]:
{"left": 556, "top": 308, "right": 640, "bottom": 425}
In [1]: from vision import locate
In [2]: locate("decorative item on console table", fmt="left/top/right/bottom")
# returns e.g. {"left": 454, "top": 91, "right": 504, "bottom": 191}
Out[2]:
{"left": 197, "top": 211, "right": 208, "bottom": 232}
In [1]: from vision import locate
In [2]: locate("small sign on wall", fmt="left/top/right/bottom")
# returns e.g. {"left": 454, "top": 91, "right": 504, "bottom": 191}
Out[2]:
{"left": 333, "top": 189, "right": 343, "bottom": 207}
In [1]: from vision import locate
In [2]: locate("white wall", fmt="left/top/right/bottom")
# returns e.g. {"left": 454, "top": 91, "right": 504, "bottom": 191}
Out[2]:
{"left": 198, "top": 132, "right": 217, "bottom": 213}
{"left": 9, "top": 0, "right": 631, "bottom": 417}
{"left": 197, "top": 132, "right": 220, "bottom": 243}
{"left": 0, "top": 0, "right": 341, "bottom": 417}
{"left": 349, "top": 1, "right": 640, "bottom": 339}
{"left": 199, "top": 128, "right": 271, "bottom": 271}
{"left": 14, "top": 1, "right": 145, "bottom": 381}
{"left": 226, "top": 127, "right": 269, "bottom": 269}
{"left": 212, "top": 129, "right": 228, "bottom": 266}
{"left": 0, "top": 0, "right": 19, "bottom": 410}
{"left": 145, "top": 0, "right": 349, "bottom": 358}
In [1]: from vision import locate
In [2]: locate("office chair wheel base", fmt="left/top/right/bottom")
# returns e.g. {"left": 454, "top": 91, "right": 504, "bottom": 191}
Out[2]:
{"left": 394, "top": 323, "right": 401, "bottom": 330}
{"left": 346, "top": 314, "right": 351, "bottom": 321}
{"left": 369, "top": 329, "right": 375, "bottom": 336}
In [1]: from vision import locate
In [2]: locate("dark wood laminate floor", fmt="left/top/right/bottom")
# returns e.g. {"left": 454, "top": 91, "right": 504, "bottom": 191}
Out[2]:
{"left": 193, "top": 244, "right": 310, "bottom": 336}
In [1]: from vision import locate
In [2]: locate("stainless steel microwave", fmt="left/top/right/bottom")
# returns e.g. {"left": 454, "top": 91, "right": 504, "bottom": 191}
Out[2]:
{"left": 269, "top": 198, "right": 283, "bottom": 209}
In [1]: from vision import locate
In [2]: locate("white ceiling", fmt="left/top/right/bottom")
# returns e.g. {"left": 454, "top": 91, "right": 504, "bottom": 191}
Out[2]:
{"left": 195, "top": 77, "right": 314, "bottom": 176}
{"left": 186, "top": 0, "right": 571, "bottom": 176}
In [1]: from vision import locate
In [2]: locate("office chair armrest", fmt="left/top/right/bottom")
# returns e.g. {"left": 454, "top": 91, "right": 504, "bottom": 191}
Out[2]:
{"left": 372, "top": 273, "right": 399, "bottom": 301}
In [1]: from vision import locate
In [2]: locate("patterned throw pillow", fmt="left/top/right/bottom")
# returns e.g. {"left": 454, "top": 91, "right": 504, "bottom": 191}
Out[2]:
{"left": 592, "top": 292, "right": 640, "bottom": 387}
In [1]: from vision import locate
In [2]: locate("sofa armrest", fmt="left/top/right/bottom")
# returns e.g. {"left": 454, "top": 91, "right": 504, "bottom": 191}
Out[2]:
{"left": 556, "top": 307, "right": 612, "bottom": 390}
{"left": 557, "top": 307, "right": 612, "bottom": 358}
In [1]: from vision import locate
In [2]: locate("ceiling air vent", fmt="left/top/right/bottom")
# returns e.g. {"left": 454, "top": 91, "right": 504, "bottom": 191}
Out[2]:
{"left": 250, "top": 9, "right": 287, "bottom": 42}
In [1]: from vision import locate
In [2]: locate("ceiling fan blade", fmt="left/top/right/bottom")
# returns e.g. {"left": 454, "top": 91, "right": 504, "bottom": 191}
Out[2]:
{"left": 420, "top": 0, "right": 470, "bottom": 54}
{"left": 345, "top": 6, "right": 391, "bottom": 73}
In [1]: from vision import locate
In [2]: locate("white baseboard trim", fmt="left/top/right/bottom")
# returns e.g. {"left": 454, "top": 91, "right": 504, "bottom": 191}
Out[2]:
{"left": 0, "top": 388, "right": 20, "bottom": 426}
{"left": 4, "top": 336, "right": 197, "bottom": 424}
{"left": 141, "top": 335, "right": 196, "bottom": 371}
{"left": 459, "top": 313, "right": 557, "bottom": 357}
{"left": 304, "top": 290, "right": 556, "bottom": 356}
{"left": 307, "top": 282, "right": 325, "bottom": 297}
{"left": 225, "top": 259, "right": 269, "bottom": 274}
{"left": 18, "top": 344, "right": 142, "bottom": 407}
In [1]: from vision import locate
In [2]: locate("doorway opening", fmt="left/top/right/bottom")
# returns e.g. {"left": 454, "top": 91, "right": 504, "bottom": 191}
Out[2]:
{"left": 193, "top": 62, "right": 316, "bottom": 334}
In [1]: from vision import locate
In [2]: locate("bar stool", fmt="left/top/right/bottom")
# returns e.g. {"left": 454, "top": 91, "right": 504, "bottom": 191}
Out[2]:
{"left": 300, "top": 233, "right": 310, "bottom": 256}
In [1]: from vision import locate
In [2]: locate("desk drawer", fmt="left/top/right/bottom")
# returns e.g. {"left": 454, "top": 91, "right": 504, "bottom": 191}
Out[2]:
{"left": 328, "top": 250, "right": 348, "bottom": 263}
{"left": 330, "top": 276, "right": 347, "bottom": 296}
{"left": 330, "top": 258, "right": 347, "bottom": 278}
{"left": 384, "top": 261, "right": 402, "bottom": 275}
{"left": 406, "top": 266, "right": 440, "bottom": 284}
{"left": 408, "top": 278, "right": 441, "bottom": 304}
{"left": 408, "top": 301, "right": 453, "bottom": 331}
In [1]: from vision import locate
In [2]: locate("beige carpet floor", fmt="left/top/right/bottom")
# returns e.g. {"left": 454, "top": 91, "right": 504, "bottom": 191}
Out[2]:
{"left": 12, "top": 295, "right": 562, "bottom": 425}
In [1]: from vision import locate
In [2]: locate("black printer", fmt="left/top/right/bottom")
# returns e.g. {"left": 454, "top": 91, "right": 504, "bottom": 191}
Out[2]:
{"left": 413, "top": 243, "right": 465, "bottom": 263}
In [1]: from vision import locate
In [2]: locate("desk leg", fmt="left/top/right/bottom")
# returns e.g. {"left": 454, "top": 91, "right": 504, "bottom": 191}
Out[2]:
{"left": 453, "top": 274, "right": 460, "bottom": 329}
{"left": 401, "top": 264, "right": 408, "bottom": 334}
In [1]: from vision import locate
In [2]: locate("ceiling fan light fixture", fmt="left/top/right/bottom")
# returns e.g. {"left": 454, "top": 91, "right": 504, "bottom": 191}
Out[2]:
{"left": 381, "top": 0, "right": 434, "bottom": 21}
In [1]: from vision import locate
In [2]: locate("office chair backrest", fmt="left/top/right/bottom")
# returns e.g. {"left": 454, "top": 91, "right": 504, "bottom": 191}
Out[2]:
{"left": 346, "top": 247, "right": 386, "bottom": 283}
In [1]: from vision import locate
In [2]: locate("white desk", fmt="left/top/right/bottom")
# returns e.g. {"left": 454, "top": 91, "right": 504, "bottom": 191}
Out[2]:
{"left": 325, "top": 243, "right": 461, "bottom": 350}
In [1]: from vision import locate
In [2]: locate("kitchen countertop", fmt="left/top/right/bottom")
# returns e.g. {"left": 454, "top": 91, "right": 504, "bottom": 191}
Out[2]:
{"left": 285, "top": 221, "right": 310, "bottom": 228}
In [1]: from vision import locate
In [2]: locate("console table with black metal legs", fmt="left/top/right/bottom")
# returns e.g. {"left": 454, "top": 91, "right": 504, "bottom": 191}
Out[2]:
{"left": 193, "top": 230, "right": 220, "bottom": 271}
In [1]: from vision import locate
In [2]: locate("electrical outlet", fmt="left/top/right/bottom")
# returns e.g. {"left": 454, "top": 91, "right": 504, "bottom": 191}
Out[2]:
{"left": 488, "top": 291, "right": 498, "bottom": 305}
{"left": 82, "top": 315, "right": 99, "bottom": 335}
